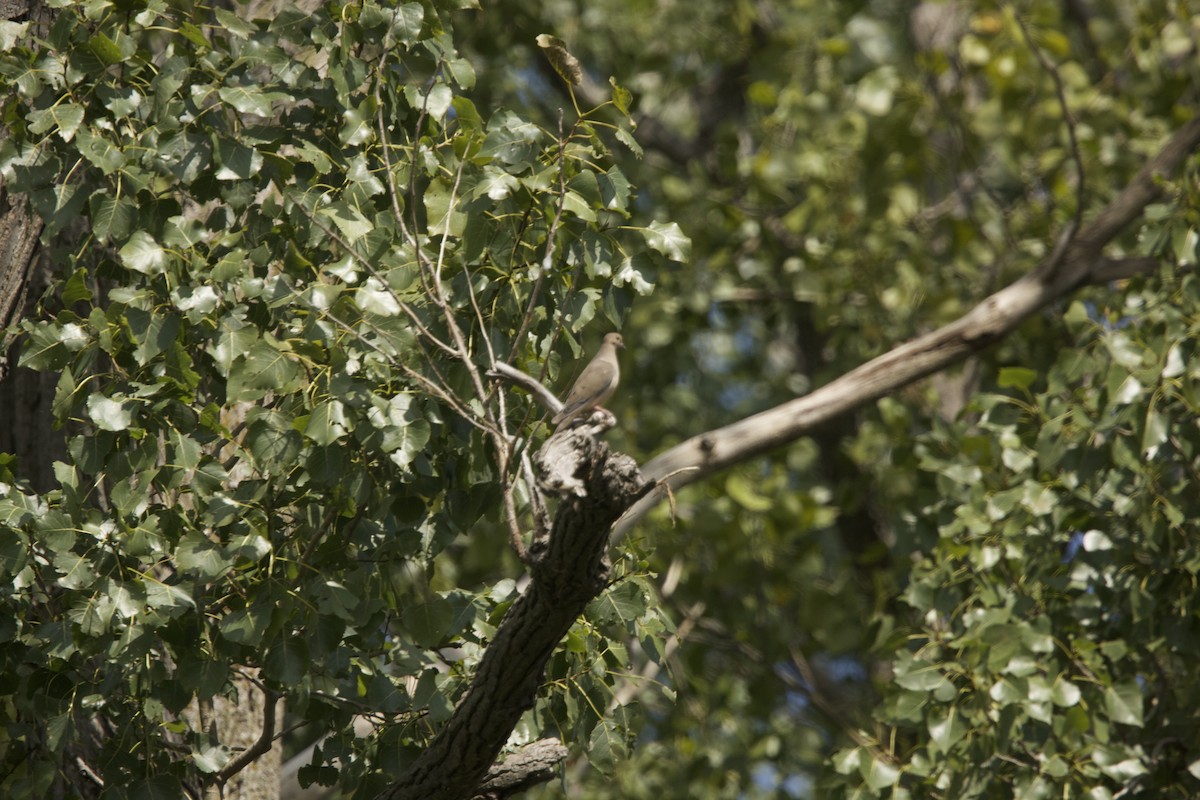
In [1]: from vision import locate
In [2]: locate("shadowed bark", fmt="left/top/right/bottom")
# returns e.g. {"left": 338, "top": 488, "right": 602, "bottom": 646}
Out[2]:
{"left": 379, "top": 433, "right": 650, "bottom": 800}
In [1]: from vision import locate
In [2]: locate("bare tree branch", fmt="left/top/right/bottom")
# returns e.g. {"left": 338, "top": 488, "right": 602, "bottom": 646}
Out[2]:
{"left": 216, "top": 689, "right": 281, "bottom": 785}
{"left": 485, "top": 362, "right": 561, "bottom": 416}
{"left": 1016, "top": 12, "right": 1087, "bottom": 233}
{"left": 614, "top": 114, "right": 1200, "bottom": 539}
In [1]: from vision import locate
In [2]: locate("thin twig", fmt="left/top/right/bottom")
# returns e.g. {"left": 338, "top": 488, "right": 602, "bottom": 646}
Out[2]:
{"left": 319, "top": 308, "right": 495, "bottom": 435}
{"left": 509, "top": 111, "right": 571, "bottom": 364}
{"left": 607, "top": 601, "right": 705, "bottom": 711}
{"left": 428, "top": 159, "right": 498, "bottom": 421}
{"left": 215, "top": 689, "right": 281, "bottom": 784}
{"left": 609, "top": 467, "right": 700, "bottom": 541}
{"left": 485, "top": 361, "right": 562, "bottom": 414}
{"left": 369, "top": 51, "right": 535, "bottom": 564}
{"left": 786, "top": 647, "right": 892, "bottom": 762}
{"left": 520, "top": 449, "right": 552, "bottom": 539}
{"left": 292, "top": 198, "right": 460, "bottom": 359}
{"left": 1015, "top": 9, "right": 1087, "bottom": 234}
{"left": 501, "top": 479, "right": 528, "bottom": 563}
{"left": 422, "top": 158, "right": 531, "bottom": 559}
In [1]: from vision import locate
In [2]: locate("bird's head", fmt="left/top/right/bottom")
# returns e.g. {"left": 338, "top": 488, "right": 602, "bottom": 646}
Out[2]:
{"left": 604, "top": 332, "right": 625, "bottom": 349}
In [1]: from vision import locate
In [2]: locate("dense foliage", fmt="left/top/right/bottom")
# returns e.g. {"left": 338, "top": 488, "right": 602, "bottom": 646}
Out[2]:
{"left": 1, "top": 0, "right": 1199, "bottom": 798}
{"left": 0, "top": 0, "right": 684, "bottom": 795}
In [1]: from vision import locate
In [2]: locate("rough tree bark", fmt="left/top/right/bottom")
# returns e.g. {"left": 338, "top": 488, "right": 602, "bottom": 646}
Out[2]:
{"left": 0, "top": 187, "right": 40, "bottom": 379}
{"left": 378, "top": 429, "right": 650, "bottom": 800}
{"left": 0, "top": 4, "right": 62, "bottom": 496}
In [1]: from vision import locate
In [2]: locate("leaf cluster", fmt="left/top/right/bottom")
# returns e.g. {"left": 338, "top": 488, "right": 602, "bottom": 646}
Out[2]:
{"left": 0, "top": 0, "right": 686, "bottom": 795}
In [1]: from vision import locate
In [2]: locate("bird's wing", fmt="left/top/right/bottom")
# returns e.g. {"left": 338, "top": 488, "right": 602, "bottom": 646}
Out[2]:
{"left": 552, "top": 359, "right": 617, "bottom": 425}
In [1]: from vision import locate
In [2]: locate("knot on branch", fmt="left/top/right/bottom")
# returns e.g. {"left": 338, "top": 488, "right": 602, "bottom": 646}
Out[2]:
{"left": 533, "top": 410, "right": 618, "bottom": 498}
{"left": 470, "top": 738, "right": 568, "bottom": 800}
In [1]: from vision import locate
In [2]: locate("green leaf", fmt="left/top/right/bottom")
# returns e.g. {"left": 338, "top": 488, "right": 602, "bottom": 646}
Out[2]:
{"left": 562, "top": 189, "right": 596, "bottom": 222}
{"left": 893, "top": 652, "right": 950, "bottom": 692}
{"left": 320, "top": 200, "right": 374, "bottom": 241}
{"left": 927, "top": 708, "right": 966, "bottom": 751}
{"left": 316, "top": 581, "right": 360, "bottom": 622}
{"left": 355, "top": 278, "right": 401, "bottom": 316}
{"left": 860, "top": 755, "right": 900, "bottom": 790}
{"left": 0, "top": 529, "right": 29, "bottom": 577}
{"left": 177, "top": 21, "right": 210, "bottom": 49}
{"left": 263, "top": 638, "right": 310, "bottom": 685}
{"left": 126, "top": 308, "right": 181, "bottom": 366}
{"left": 19, "top": 323, "right": 70, "bottom": 370}
{"left": 207, "top": 321, "right": 258, "bottom": 378}
{"left": 1105, "top": 680, "right": 1144, "bottom": 727}
{"left": 176, "top": 532, "right": 228, "bottom": 580}
{"left": 989, "top": 676, "right": 1024, "bottom": 706}
{"left": 1105, "top": 332, "right": 1144, "bottom": 369}
{"left": 642, "top": 220, "right": 691, "bottom": 262}
{"left": 27, "top": 102, "right": 85, "bottom": 141}
{"left": 90, "top": 192, "right": 136, "bottom": 242}
{"left": 1142, "top": 407, "right": 1168, "bottom": 457}
{"left": 244, "top": 413, "right": 301, "bottom": 473}
{"left": 304, "top": 400, "right": 349, "bottom": 446}
{"left": 53, "top": 551, "right": 94, "bottom": 590}
{"left": 99, "top": 86, "right": 142, "bottom": 117}
{"left": 536, "top": 33, "right": 583, "bottom": 85}
{"left": 87, "top": 32, "right": 124, "bottom": 65}
{"left": 403, "top": 595, "right": 455, "bottom": 647}
{"left": 87, "top": 393, "right": 133, "bottom": 431}
{"left": 157, "top": 131, "right": 212, "bottom": 183}
{"left": 588, "top": 580, "right": 649, "bottom": 625}
{"left": 725, "top": 472, "right": 774, "bottom": 512}
{"left": 614, "top": 126, "right": 642, "bottom": 158}
{"left": 1092, "top": 744, "right": 1147, "bottom": 780}
{"left": 477, "top": 166, "right": 519, "bottom": 201}
{"left": 220, "top": 605, "right": 273, "bottom": 646}
{"left": 192, "top": 745, "right": 230, "bottom": 774}
{"left": 614, "top": 254, "right": 654, "bottom": 294}
{"left": 424, "top": 180, "right": 466, "bottom": 236}
{"left": 45, "top": 712, "right": 72, "bottom": 752}
{"left": 1051, "top": 677, "right": 1082, "bottom": 707}
{"left": 997, "top": 367, "right": 1038, "bottom": 390}
{"left": 391, "top": 2, "right": 424, "bottom": 45}
{"left": 118, "top": 231, "right": 168, "bottom": 275}
{"left": 218, "top": 85, "right": 286, "bottom": 117}
{"left": 76, "top": 128, "right": 126, "bottom": 174}
{"left": 146, "top": 582, "right": 196, "bottom": 614}
{"left": 213, "top": 8, "right": 257, "bottom": 38}
{"left": 0, "top": 20, "right": 30, "bottom": 51}
{"left": 228, "top": 339, "right": 304, "bottom": 400}
{"left": 366, "top": 393, "right": 430, "bottom": 468}
{"left": 598, "top": 167, "right": 631, "bottom": 212}
{"left": 832, "top": 747, "right": 864, "bottom": 776}
{"left": 587, "top": 720, "right": 627, "bottom": 773}
{"left": 609, "top": 76, "right": 632, "bottom": 116}
{"left": 215, "top": 139, "right": 263, "bottom": 180}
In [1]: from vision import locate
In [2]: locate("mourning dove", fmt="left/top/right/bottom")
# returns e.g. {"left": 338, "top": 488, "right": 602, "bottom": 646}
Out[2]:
{"left": 552, "top": 332, "right": 624, "bottom": 430}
